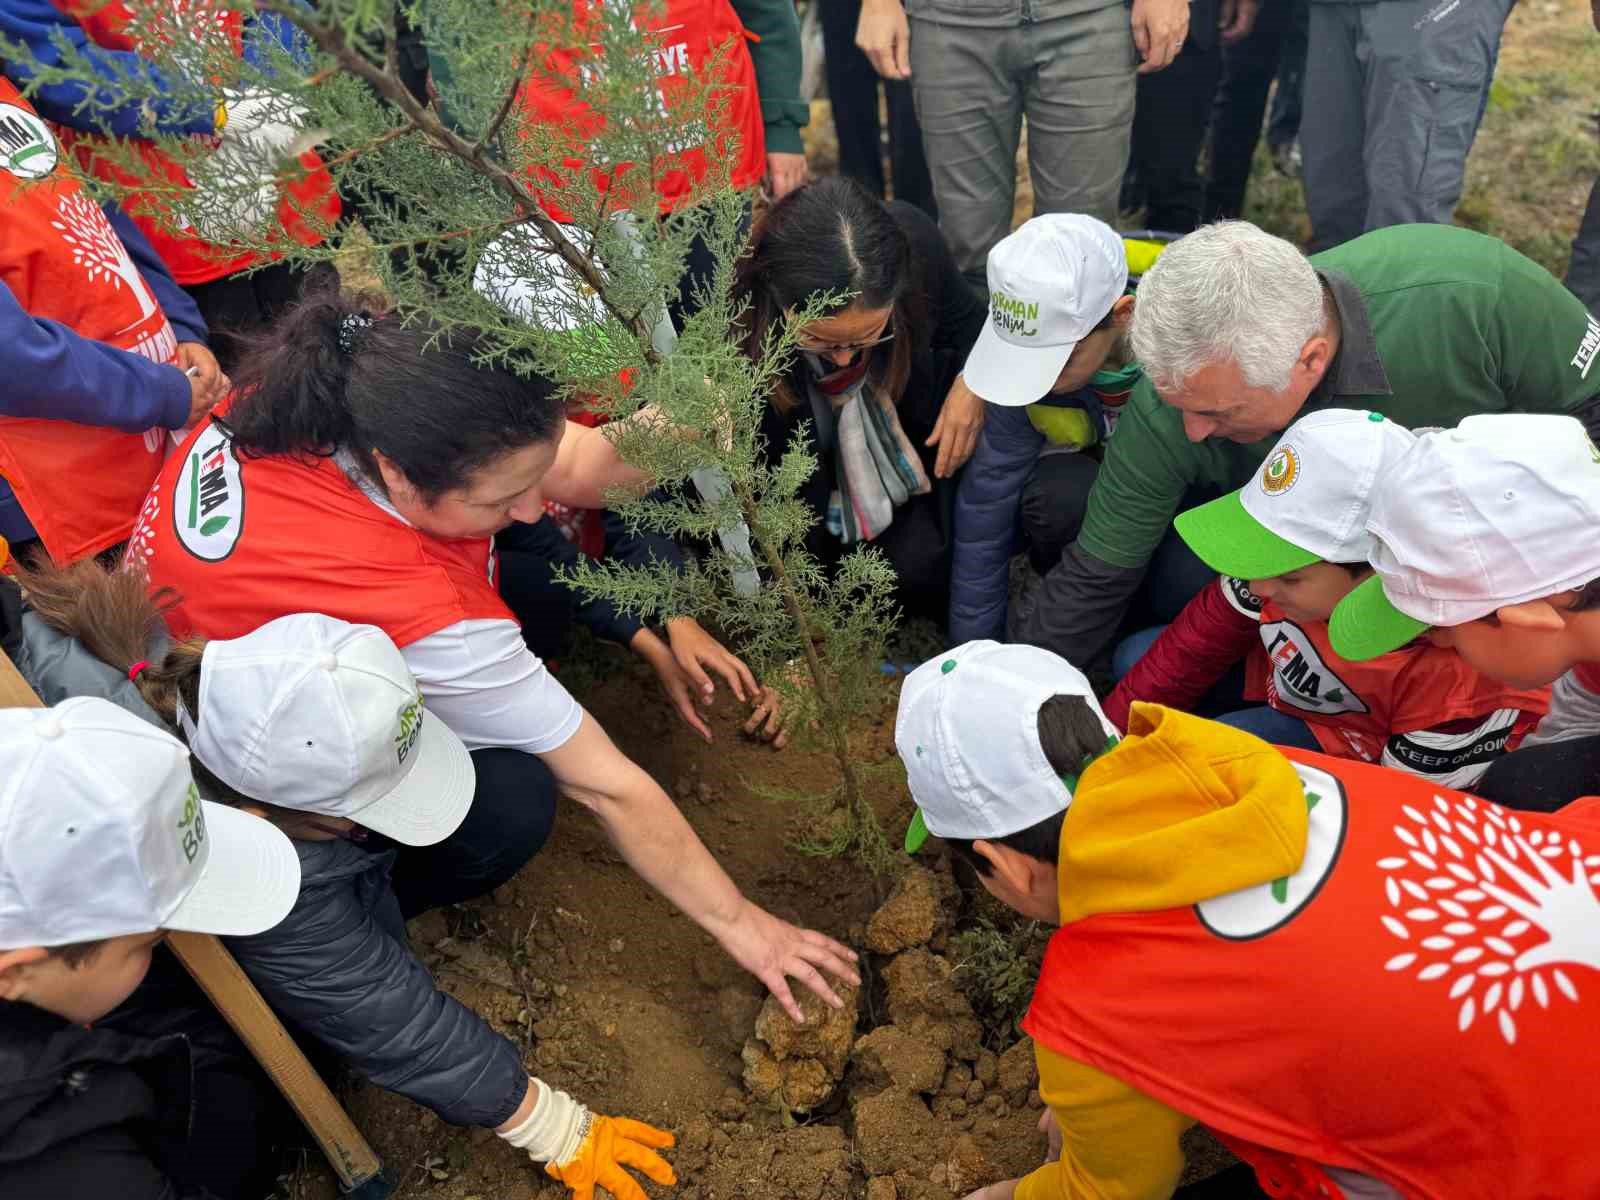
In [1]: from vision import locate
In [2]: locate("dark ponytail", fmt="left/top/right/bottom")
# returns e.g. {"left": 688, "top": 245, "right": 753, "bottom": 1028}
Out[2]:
{"left": 14, "top": 557, "right": 204, "bottom": 729}
{"left": 226, "top": 285, "right": 567, "bottom": 501}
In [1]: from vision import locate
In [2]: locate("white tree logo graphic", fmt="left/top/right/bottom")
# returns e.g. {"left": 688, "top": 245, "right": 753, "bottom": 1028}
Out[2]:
{"left": 50, "top": 192, "right": 159, "bottom": 322}
{"left": 124, "top": 491, "right": 160, "bottom": 574}
{"left": 1378, "top": 793, "right": 1600, "bottom": 1044}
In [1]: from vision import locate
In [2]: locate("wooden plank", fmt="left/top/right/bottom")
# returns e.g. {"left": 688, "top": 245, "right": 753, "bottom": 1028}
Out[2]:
{"left": 0, "top": 646, "right": 386, "bottom": 1194}
{"left": 166, "top": 932, "right": 385, "bottom": 1191}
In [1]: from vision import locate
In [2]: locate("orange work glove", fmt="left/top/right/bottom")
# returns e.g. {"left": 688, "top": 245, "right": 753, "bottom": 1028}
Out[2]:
{"left": 546, "top": 1115, "right": 676, "bottom": 1200}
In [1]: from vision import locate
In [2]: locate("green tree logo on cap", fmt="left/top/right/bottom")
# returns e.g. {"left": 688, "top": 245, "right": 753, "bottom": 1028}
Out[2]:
{"left": 1260, "top": 445, "right": 1300, "bottom": 497}
{"left": 395, "top": 695, "right": 424, "bottom": 766}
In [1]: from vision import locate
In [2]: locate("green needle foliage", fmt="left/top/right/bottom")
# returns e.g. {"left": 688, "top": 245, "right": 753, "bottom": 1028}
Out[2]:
{"left": 6, "top": 0, "right": 899, "bottom": 866}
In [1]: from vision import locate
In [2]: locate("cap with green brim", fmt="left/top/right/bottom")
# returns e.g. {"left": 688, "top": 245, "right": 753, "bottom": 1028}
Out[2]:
{"left": 904, "top": 809, "right": 933, "bottom": 854}
{"left": 1175, "top": 409, "right": 1419, "bottom": 585}
{"left": 1174, "top": 491, "right": 1323, "bottom": 581}
{"left": 1327, "top": 573, "right": 1431, "bottom": 661}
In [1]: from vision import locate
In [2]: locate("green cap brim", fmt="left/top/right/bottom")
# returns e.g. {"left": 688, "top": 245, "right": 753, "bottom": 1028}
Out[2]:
{"left": 1328, "top": 574, "right": 1431, "bottom": 661}
{"left": 1173, "top": 491, "right": 1322, "bottom": 581}
{"left": 904, "top": 809, "right": 931, "bottom": 855}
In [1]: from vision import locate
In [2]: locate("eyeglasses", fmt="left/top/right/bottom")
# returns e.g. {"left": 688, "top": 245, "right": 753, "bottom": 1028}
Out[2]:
{"left": 794, "top": 314, "right": 896, "bottom": 358}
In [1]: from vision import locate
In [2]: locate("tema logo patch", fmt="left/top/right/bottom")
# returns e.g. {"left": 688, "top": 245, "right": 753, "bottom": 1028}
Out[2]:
{"left": 174, "top": 432, "right": 244, "bottom": 561}
{"left": 1259, "top": 444, "right": 1300, "bottom": 496}
{"left": 1261, "top": 620, "right": 1370, "bottom": 716}
{"left": 0, "top": 102, "right": 57, "bottom": 179}
{"left": 1197, "top": 763, "right": 1347, "bottom": 940}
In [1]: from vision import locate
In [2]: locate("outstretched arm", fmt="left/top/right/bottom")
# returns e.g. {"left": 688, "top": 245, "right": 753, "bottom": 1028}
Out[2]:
{"left": 542, "top": 712, "right": 858, "bottom": 1018}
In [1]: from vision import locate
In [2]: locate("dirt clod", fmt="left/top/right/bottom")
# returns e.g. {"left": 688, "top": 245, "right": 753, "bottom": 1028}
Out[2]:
{"left": 855, "top": 1089, "right": 949, "bottom": 1179}
{"left": 867, "top": 1178, "right": 899, "bottom": 1200}
{"left": 998, "top": 1038, "right": 1038, "bottom": 1105}
{"left": 743, "top": 984, "right": 860, "bottom": 1112}
{"left": 883, "top": 950, "right": 973, "bottom": 1025}
{"left": 866, "top": 867, "right": 945, "bottom": 954}
{"left": 974, "top": 1050, "right": 999, "bottom": 1088}
{"left": 851, "top": 1026, "right": 947, "bottom": 1095}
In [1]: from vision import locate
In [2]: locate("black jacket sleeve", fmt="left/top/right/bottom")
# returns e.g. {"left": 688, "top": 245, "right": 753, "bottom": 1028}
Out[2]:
{"left": 1009, "top": 541, "right": 1149, "bottom": 686}
{"left": 224, "top": 843, "right": 529, "bottom": 1129}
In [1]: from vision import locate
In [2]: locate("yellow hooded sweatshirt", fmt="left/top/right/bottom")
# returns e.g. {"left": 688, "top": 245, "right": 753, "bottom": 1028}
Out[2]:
{"left": 1013, "top": 704, "right": 1309, "bottom": 1200}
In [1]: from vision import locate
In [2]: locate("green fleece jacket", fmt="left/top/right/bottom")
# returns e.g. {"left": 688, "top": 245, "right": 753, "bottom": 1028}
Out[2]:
{"left": 730, "top": 0, "right": 809, "bottom": 155}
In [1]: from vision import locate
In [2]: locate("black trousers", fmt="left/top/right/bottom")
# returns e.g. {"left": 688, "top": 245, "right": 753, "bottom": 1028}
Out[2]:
{"left": 1175, "top": 1165, "right": 1271, "bottom": 1198}
{"left": 182, "top": 261, "right": 339, "bottom": 373}
{"left": 818, "top": 0, "right": 937, "bottom": 217}
{"left": 83, "top": 948, "right": 289, "bottom": 1200}
{"left": 1567, "top": 177, "right": 1600, "bottom": 314}
{"left": 380, "top": 747, "right": 559, "bottom": 918}
{"left": 1124, "top": 12, "right": 1222, "bottom": 234}
{"left": 1474, "top": 734, "right": 1600, "bottom": 815}
{"left": 1203, "top": 0, "right": 1309, "bottom": 221}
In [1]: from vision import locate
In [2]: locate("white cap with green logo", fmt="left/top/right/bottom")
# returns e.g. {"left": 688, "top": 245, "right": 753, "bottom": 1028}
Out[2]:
{"left": 895, "top": 641, "right": 1119, "bottom": 853}
{"left": 1175, "top": 409, "right": 1418, "bottom": 581}
{"left": 963, "top": 214, "right": 1129, "bottom": 407}
{"left": 0, "top": 697, "right": 300, "bottom": 948}
{"left": 179, "top": 613, "right": 474, "bottom": 846}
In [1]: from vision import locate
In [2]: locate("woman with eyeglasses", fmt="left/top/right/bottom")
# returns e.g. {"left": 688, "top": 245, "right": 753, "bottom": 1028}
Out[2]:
{"left": 733, "top": 177, "right": 985, "bottom": 621}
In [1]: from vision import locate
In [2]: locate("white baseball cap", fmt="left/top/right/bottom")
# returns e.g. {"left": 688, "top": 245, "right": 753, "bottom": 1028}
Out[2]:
{"left": 963, "top": 214, "right": 1129, "bottom": 407}
{"left": 1175, "top": 409, "right": 1418, "bottom": 579}
{"left": 895, "top": 640, "right": 1120, "bottom": 852}
{"left": 180, "top": 614, "right": 475, "bottom": 846}
{"left": 1331, "top": 414, "right": 1600, "bottom": 661}
{"left": 0, "top": 697, "right": 300, "bottom": 948}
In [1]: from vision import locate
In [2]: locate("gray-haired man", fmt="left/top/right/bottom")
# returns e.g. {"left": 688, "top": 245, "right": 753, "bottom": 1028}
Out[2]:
{"left": 1010, "top": 219, "right": 1600, "bottom": 678}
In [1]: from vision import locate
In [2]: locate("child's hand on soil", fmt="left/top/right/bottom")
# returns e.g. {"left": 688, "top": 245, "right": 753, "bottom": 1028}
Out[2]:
{"left": 715, "top": 898, "right": 861, "bottom": 1022}
{"left": 742, "top": 686, "right": 788, "bottom": 749}
{"left": 546, "top": 1114, "right": 676, "bottom": 1200}
{"left": 632, "top": 619, "right": 758, "bottom": 743}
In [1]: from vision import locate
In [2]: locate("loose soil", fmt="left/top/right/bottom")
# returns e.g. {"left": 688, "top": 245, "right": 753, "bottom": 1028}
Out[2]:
{"left": 274, "top": 647, "right": 1221, "bottom": 1199}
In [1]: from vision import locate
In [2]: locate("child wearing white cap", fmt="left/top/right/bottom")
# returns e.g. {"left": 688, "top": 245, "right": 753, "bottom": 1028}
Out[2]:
{"left": 1103, "top": 409, "right": 1549, "bottom": 790}
{"left": 896, "top": 641, "right": 1600, "bottom": 1200}
{"left": 20, "top": 562, "right": 675, "bottom": 1200}
{"left": 0, "top": 696, "right": 300, "bottom": 1198}
{"left": 949, "top": 214, "right": 1141, "bottom": 644}
{"left": 1328, "top": 413, "right": 1600, "bottom": 809}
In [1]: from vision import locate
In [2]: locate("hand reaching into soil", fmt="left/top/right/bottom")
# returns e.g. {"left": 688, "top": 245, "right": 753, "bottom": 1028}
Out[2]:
{"left": 636, "top": 618, "right": 789, "bottom": 746}
{"left": 545, "top": 1115, "right": 676, "bottom": 1200}
{"left": 961, "top": 1181, "right": 1020, "bottom": 1200}
{"left": 500, "top": 1077, "right": 676, "bottom": 1200}
{"left": 715, "top": 898, "right": 861, "bottom": 1021}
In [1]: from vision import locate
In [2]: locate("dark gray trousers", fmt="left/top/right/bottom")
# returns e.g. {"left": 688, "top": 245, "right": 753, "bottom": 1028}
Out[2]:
{"left": 1302, "top": 0, "right": 1514, "bottom": 252}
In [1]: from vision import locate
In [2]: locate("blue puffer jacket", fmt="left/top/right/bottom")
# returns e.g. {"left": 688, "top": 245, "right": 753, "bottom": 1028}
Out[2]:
{"left": 14, "top": 614, "right": 529, "bottom": 1129}
{"left": 947, "top": 389, "right": 1104, "bottom": 643}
